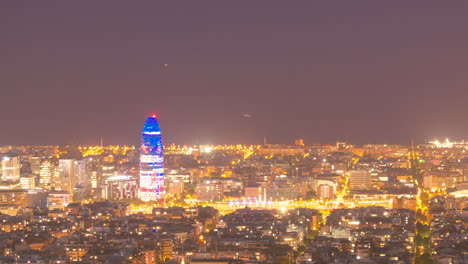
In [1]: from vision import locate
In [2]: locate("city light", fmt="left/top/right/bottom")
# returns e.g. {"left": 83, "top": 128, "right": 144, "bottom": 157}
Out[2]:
{"left": 2, "top": 2, "right": 467, "bottom": 262}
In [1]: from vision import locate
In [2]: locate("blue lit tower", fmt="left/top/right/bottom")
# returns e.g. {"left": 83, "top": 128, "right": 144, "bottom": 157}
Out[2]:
{"left": 139, "top": 114, "right": 164, "bottom": 201}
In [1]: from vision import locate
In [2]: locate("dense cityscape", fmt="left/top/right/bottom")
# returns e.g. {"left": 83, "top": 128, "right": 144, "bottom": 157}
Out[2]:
{"left": 0, "top": 115, "right": 466, "bottom": 263}
{"left": 4, "top": 1, "right": 468, "bottom": 264}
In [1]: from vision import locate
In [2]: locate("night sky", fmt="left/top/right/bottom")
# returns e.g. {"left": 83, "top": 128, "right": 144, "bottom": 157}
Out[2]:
{"left": 2, "top": 1, "right": 468, "bottom": 146}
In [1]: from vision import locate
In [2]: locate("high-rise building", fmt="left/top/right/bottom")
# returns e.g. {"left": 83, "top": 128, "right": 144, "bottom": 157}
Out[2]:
{"left": 90, "top": 171, "right": 98, "bottom": 189}
{"left": 102, "top": 162, "right": 116, "bottom": 183}
{"left": 58, "top": 159, "right": 76, "bottom": 196}
{"left": 74, "top": 159, "right": 91, "bottom": 201}
{"left": 74, "top": 159, "right": 90, "bottom": 188}
{"left": 139, "top": 114, "right": 164, "bottom": 201}
{"left": 39, "top": 160, "right": 56, "bottom": 189}
{"left": 1, "top": 154, "right": 21, "bottom": 182}
{"left": 31, "top": 157, "right": 42, "bottom": 175}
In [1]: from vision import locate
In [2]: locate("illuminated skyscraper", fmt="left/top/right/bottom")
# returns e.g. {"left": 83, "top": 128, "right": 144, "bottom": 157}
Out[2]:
{"left": 1, "top": 154, "right": 21, "bottom": 182}
{"left": 139, "top": 114, "right": 164, "bottom": 201}
{"left": 57, "top": 159, "right": 76, "bottom": 197}
{"left": 39, "top": 160, "right": 56, "bottom": 189}
{"left": 31, "top": 157, "right": 42, "bottom": 175}
{"left": 74, "top": 159, "right": 90, "bottom": 188}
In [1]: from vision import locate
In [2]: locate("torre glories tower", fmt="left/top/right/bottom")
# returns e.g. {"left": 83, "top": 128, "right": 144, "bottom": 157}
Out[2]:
{"left": 139, "top": 114, "right": 164, "bottom": 202}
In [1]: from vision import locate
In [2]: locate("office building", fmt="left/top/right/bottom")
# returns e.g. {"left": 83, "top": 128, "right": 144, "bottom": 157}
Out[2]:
{"left": 349, "top": 170, "right": 371, "bottom": 190}
{"left": 20, "top": 175, "right": 36, "bottom": 190}
{"left": 31, "top": 157, "right": 42, "bottom": 175}
{"left": 139, "top": 114, "right": 164, "bottom": 201}
{"left": 58, "top": 159, "right": 75, "bottom": 196}
{"left": 195, "top": 181, "right": 224, "bottom": 202}
{"left": 39, "top": 160, "right": 56, "bottom": 189}
{"left": 317, "top": 184, "right": 335, "bottom": 199}
{"left": 1, "top": 154, "right": 21, "bottom": 182}
{"left": 106, "top": 175, "right": 138, "bottom": 200}
{"left": 74, "top": 159, "right": 90, "bottom": 188}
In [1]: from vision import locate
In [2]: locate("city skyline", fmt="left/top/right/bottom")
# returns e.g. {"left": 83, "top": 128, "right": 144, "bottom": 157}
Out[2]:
{"left": 3, "top": 2, "right": 468, "bottom": 145}
{"left": 1, "top": 2, "right": 468, "bottom": 263}
{"left": 0, "top": 131, "right": 466, "bottom": 263}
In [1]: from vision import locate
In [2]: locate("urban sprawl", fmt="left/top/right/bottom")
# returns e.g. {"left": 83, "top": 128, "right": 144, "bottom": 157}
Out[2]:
{"left": 0, "top": 119, "right": 467, "bottom": 264}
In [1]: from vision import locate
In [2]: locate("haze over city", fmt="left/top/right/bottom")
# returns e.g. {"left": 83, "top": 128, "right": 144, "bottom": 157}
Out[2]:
{"left": 1, "top": 2, "right": 468, "bottom": 264}
{"left": 3, "top": 1, "right": 468, "bottom": 145}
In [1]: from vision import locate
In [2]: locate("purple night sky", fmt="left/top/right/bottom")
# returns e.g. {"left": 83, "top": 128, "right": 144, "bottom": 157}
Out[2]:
{"left": 1, "top": 1, "right": 468, "bottom": 145}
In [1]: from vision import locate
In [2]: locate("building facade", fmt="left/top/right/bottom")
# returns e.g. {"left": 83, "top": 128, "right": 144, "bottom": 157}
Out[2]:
{"left": 39, "top": 160, "right": 56, "bottom": 189}
{"left": 58, "top": 159, "right": 76, "bottom": 196}
{"left": 1, "top": 154, "right": 21, "bottom": 182}
{"left": 349, "top": 170, "right": 371, "bottom": 190}
{"left": 139, "top": 115, "right": 165, "bottom": 201}
{"left": 317, "top": 184, "right": 335, "bottom": 199}
{"left": 195, "top": 181, "right": 224, "bottom": 202}
{"left": 20, "top": 175, "right": 36, "bottom": 190}
{"left": 105, "top": 175, "right": 138, "bottom": 200}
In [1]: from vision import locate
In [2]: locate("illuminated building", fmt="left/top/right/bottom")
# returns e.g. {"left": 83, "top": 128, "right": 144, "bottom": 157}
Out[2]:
{"left": 31, "top": 157, "right": 42, "bottom": 175}
{"left": 105, "top": 175, "right": 138, "bottom": 200}
{"left": 48, "top": 191, "right": 70, "bottom": 210}
{"left": 258, "top": 144, "right": 306, "bottom": 156}
{"left": 73, "top": 159, "right": 91, "bottom": 200}
{"left": 74, "top": 159, "right": 90, "bottom": 188}
{"left": 393, "top": 196, "right": 416, "bottom": 210}
{"left": 101, "top": 162, "right": 116, "bottom": 184}
{"left": 312, "top": 178, "right": 337, "bottom": 193}
{"left": 245, "top": 184, "right": 263, "bottom": 200}
{"left": 39, "top": 160, "right": 56, "bottom": 189}
{"left": 349, "top": 170, "right": 371, "bottom": 190}
{"left": 423, "top": 174, "right": 456, "bottom": 191}
{"left": 167, "top": 179, "right": 184, "bottom": 195}
{"left": 57, "top": 159, "right": 75, "bottom": 196}
{"left": 90, "top": 171, "right": 98, "bottom": 189}
{"left": 0, "top": 190, "right": 29, "bottom": 207}
{"left": 1, "top": 154, "right": 21, "bottom": 182}
{"left": 265, "top": 185, "right": 299, "bottom": 201}
{"left": 336, "top": 141, "right": 350, "bottom": 150}
{"left": 65, "top": 244, "right": 89, "bottom": 262}
{"left": 317, "top": 184, "right": 335, "bottom": 199}
{"left": 20, "top": 175, "right": 36, "bottom": 190}
{"left": 294, "top": 138, "right": 304, "bottom": 146}
{"left": 195, "top": 181, "right": 224, "bottom": 202}
{"left": 139, "top": 114, "right": 165, "bottom": 201}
